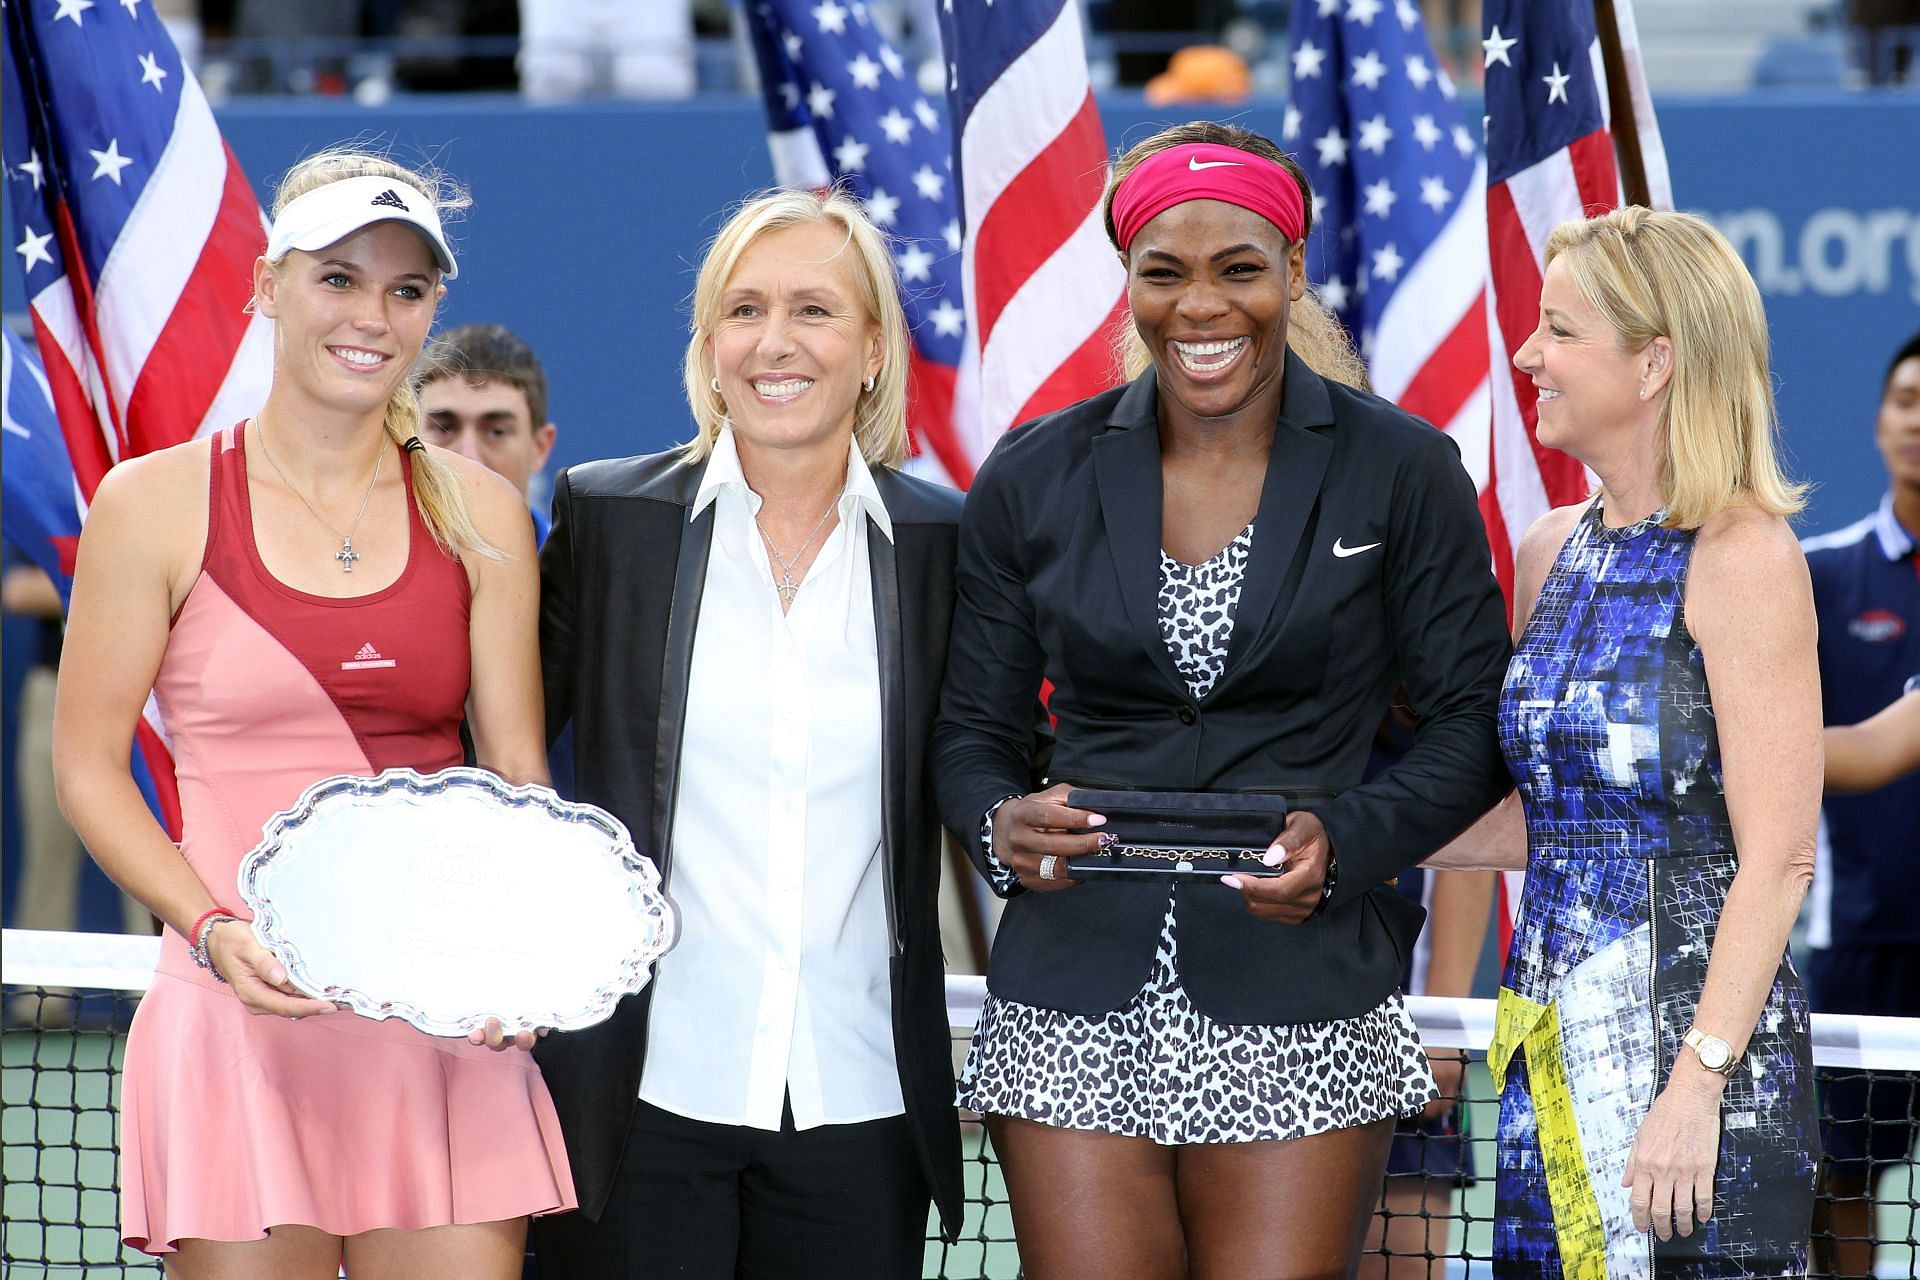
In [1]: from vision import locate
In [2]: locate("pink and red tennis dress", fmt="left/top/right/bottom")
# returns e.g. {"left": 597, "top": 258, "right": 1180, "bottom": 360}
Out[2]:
{"left": 119, "top": 425, "right": 575, "bottom": 1254}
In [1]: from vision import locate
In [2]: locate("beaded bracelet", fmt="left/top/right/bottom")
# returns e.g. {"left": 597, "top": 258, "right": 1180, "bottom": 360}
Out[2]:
{"left": 189, "top": 908, "right": 239, "bottom": 983}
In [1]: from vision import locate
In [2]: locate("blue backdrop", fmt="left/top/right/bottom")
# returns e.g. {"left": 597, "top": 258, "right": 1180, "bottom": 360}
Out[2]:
{"left": 4, "top": 91, "right": 1916, "bottom": 533}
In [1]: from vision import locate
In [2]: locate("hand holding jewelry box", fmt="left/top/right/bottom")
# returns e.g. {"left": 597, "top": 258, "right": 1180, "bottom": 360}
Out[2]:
{"left": 238, "top": 766, "right": 676, "bottom": 1038}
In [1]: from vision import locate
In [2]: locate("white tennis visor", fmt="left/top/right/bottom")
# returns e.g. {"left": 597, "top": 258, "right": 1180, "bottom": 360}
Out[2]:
{"left": 265, "top": 175, "right": 458, "bottom": 280}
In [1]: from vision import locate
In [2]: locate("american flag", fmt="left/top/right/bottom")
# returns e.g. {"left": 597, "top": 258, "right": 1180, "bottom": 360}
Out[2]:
{"left": 1481, "top": 0, "right": 1671, "bottom": 587}
{"left": 1482, "top": 0, "right": 1669, "bottom": 952}
{"left": 1287, "top": 0, "right": 1493, "bottom": 513}
{"left": 741, "top": 0, "right": 972, "bottom": 485}
{"left": 938, "top": 0, "right": 1126, "bottom": 476}
{"left": 4, "top": 0, "right": 274, "bottom": 837}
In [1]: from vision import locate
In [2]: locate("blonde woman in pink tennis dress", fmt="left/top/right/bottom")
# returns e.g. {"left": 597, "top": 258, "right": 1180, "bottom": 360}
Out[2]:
{"left": 51, "top": 149, "right": 576, "bottom": 1277}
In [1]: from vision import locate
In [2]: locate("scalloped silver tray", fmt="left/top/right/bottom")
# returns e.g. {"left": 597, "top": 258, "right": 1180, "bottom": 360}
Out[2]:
{"left": 237, "top": 766, "right": 676, "bottom": 1038}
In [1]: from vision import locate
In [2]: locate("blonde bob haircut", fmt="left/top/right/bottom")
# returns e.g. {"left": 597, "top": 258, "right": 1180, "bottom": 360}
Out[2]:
{"left": 1104, "top": 121, "right": 1370, "bottom": 393}
{"left": 265, "top": 147, "right": 498, "bottom": 560}
{"left": 682, "top": 187, "right": 911, "bottom": 469}
{"left": 1546, "top": 207, "right": 1806, "bottom": 529}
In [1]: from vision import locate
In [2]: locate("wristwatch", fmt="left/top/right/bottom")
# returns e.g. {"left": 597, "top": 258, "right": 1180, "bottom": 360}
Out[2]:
{"left": 1683, "top": 1026, "right": 1740, "bottom": 1076}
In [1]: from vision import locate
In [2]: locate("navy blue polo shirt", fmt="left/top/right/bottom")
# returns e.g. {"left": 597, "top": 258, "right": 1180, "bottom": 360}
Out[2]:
{"left": 1801, "top": 494, "right": 1920, "bottom": 948}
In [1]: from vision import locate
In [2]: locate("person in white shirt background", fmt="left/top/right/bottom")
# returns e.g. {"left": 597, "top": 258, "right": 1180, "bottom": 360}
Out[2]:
{"left": 531, "top": 187, "right": 967, "bottom": 1279}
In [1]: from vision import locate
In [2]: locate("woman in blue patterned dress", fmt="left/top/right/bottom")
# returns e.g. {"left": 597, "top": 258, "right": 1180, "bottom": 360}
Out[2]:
{"left": 1429, "top": 208, "right": 1820, "bottom": 1276}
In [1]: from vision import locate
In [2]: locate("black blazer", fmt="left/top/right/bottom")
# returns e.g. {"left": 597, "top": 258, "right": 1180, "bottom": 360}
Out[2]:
{"left": 535, "top": 448, "right": 964, "bottom": 1238}
{"left": 932, "top": 352, "right": 1512, "bottom": 1026}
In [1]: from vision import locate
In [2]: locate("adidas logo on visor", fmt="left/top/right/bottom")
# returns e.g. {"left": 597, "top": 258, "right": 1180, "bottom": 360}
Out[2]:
{"left": 369, "top": 188, "right": 410, "bottom": 212}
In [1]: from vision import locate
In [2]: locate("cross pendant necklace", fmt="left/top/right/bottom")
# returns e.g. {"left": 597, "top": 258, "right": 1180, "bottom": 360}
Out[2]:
{"left": 755, "top": 489, "right": 843, "bottom": 609}
{"left": 256, "top": 418, "right": 386, "bottom": 573}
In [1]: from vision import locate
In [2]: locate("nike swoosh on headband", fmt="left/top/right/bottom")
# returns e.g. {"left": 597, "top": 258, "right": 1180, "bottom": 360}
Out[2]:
{"left": 1332, "top": 539, "right": 1382, "bottom": 558}
{"left": 1188, "top": 157, "right": 1245, "bottom": 171}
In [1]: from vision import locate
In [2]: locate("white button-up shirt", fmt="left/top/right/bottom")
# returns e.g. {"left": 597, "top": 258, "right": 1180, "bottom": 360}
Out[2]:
{"left": 638, "top": 427, "right": 902, "bottom": 1131}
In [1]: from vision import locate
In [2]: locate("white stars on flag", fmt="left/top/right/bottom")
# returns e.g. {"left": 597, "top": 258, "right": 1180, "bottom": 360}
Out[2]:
{"left": 89, "top": 139, "right": 133, "bottom": 184}
{"left": 1411, "top": 114, "right": 1441, "bottom": 150}
{"left": 1283, "top": 106, "right": 1303, "bottom": 141}
{"left": 53, "top": 0, "right": 94, "bottom": 25}
{"left": 1543, "top": 62, "right": 1571, "bottom": 104}
{"left": 1350, "top": 50, "right": 1387, "bottom": 90}
{"left": 1293, "top": 40, "right": 1327, "bottom": 80}
{"left": 15, "top": 151, "right": 45, "bottom": 191}
{"left": 1356, "top": 115, "right": 1393, "bottom": 154}
{"left": 928, "top": 298, "right": 963, "bottom": 337}
{"left": 812, "top": 0, "right": 849, "bottom": 35}
{"left": 877, "top": 107, "right": 913, "bottom": 143}
{"left": 1418, "top": 175, "right": 1451, "bottom": 212}
{"left": 1394, "top": 0, "right": 1419, "bottom": 30}
{"left": 807, "top": 81, "right": 836, "bottom": 117}
{"left": 1403, "top": 54, "right": 1432, "bottom": 91}
{"left": 1362, "top": 179, "right": 1397, "bottom": 218}
{"left": 897, "top": 242, "right": 933, "bottom": 282}
{"left": 1452, "top": 123, "right": 1475, "bottom": 156}
{"left": 138, "top": 51, "right": 169, "bottom": 91}
{"left": 913, "top": 98, "right": 939, "bottom": 130}
{"left": 911, "top": 164, "right": 944, "bottom": 200}
{"left": 120, "top": 0, "right": 144, "bottom": 12}
{"left": 1346, "top": 0, "right": 1383, "bottom": 25}
{"left": 833, "top": 135, "right": 870, "bottom": 171}
{"left": 942, "top": 219, "right": 961, "bottom": 252}
{"left": 1314, "top": 126, "right": 1349, "bottom": 167}
{"left": 1319, "top": 276, "right": 1350, "bottom": 311}
{"left": 878, "top": 44, "right": 904, "bottom": 79}
{"left": 848, "top": 51, "right": 881, "bottom": 89}
{"left": 1483, "top": 25, "right": 1517, "bottom": 68}
{"left": 1371, "top": 243, "right": 1405, "bottom": 282}
{"left": 865, "top": 188, "right": 900, "bottom": 227}
{"left": 15, "top": 226, "right": 55, "bottom": 273}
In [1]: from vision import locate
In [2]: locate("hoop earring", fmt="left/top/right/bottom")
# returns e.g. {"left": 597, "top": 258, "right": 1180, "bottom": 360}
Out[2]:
{"left": 710, "top": 376, "right": 721, "bottom": 394}
{"left": 863, "top": 375, "right": 876, "bottom": 392}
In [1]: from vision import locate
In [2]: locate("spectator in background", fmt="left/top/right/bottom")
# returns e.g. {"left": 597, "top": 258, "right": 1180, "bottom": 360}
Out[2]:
{"left": 1846, "top": 0, "right": 1919, "bottom": 83}
{"left": 1800, "top": 332, "right": 1920, "bottom": 1279}
{"left": 1826, "top": 682, "right": 1920, "bottom": 792}
{"left": 417, "top": 323, "right": 559, "bottom": 542}
{"left": 416, "top": 324, "right": 571, "bottom": 797}
{"left": 519, "top": 0, "right": 695, "bottom": 100}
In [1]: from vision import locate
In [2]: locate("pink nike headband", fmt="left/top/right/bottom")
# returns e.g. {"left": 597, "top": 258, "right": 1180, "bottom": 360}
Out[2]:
{"left": 1109, "top": 142, "right": 1306, "bottom": 253}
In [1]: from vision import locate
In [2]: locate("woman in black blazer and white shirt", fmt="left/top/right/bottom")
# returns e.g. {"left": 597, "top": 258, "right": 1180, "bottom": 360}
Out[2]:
{"left": 933, "top": 122, "right": 1512, "bottom": 1279}
{"left": 533, "top": 188, "right": 963, "bottom": 1278}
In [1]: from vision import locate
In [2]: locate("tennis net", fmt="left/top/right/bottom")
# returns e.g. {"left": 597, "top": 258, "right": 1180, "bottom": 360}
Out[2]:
{"left": 5, "top": 928, "right": 1917, "bottom": 1278}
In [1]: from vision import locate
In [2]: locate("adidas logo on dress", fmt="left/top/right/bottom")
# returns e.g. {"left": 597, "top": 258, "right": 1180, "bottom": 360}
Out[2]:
{"left": 341, "top": 642, "right": 397, "bottom": 671}
{"left": 369, "top": 188, "right": 409, "bottom": 212}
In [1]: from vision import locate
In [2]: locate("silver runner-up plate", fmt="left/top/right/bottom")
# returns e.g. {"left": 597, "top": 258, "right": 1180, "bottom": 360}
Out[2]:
{"left": 237, "top": 766, "right": 676, "bottom": 1038}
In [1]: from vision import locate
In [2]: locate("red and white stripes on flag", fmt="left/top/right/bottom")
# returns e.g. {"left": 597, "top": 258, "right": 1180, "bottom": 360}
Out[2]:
{"left": 5, "top": 0, "right": 272, "bottom": 835}
{"left": 941, "top": 0, "right": 1128, "bottom": 478}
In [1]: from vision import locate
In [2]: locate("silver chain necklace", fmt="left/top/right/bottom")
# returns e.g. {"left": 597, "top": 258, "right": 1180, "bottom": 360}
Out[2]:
{"left": 755, "top": 489, "right": 843, "bottom": 607}
{"left": 255, "top": 418, "right": 386, "bottom": 573}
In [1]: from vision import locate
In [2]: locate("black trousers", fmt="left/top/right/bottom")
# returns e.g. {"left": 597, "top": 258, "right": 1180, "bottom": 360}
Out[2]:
{"left": 533, "top": 1098, "right": 930, "bottom": 1280}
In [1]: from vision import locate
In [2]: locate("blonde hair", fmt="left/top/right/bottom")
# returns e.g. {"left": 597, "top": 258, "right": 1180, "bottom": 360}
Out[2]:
{"left": 267, "top": 147, "right": 496, "bottom": 559}
{"left": 1546, "top": 207, "right": 1806, "bottom": 529}
{"left": 682, "top": 188, "right": 911, "bottom": 469}
{"left": 1104, "top": 121, "right": 1370, "bottom": 393}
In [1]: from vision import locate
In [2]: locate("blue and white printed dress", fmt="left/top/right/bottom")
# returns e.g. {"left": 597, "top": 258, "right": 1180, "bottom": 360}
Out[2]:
{"left": 1491, "top": 499, "right": 1817, "bottom": 1277}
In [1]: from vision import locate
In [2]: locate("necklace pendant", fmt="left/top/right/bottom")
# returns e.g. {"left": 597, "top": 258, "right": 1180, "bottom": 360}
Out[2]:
{"left": 336, "top": 537, "right": 361, "bottom": 573}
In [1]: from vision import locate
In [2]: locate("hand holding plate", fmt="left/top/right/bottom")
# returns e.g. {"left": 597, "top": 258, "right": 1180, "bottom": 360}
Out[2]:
{"left": 206, "top": 920, "right": 340, "bottom": 1019}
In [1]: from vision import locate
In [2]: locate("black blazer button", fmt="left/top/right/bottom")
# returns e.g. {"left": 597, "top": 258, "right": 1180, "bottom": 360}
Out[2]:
{"left": 1177, "top": 704, "right": 1197, "bottom": 724}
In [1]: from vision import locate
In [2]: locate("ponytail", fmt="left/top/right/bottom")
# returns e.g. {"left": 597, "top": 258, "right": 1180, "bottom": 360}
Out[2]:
{"left": 381, "top": 379, "right": 501, "bottom": 560}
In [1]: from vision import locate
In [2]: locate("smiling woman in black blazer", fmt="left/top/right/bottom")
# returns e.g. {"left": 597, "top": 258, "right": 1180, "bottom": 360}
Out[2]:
{"left": 532, "top": 188, "right": 962, "bottom": 1279}
{"left": 933, "top": 121, "right": 1513, "bottom": 1280}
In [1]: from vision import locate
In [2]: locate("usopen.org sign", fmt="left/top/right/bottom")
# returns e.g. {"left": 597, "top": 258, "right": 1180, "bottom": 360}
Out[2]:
{"left": 1713, "top": 205, "right": 1920, "bottom": 305}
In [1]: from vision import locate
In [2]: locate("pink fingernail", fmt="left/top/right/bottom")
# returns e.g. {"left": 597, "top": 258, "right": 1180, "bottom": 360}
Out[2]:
{"left": 1220, "top": 875, "right": 1240, "bottom": 888}
{"left": 1087, "top": 814, "right": 1106, "bottom": 827}
{"left": 1262, "top": 850, "right": 1284, "bottom": 867}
